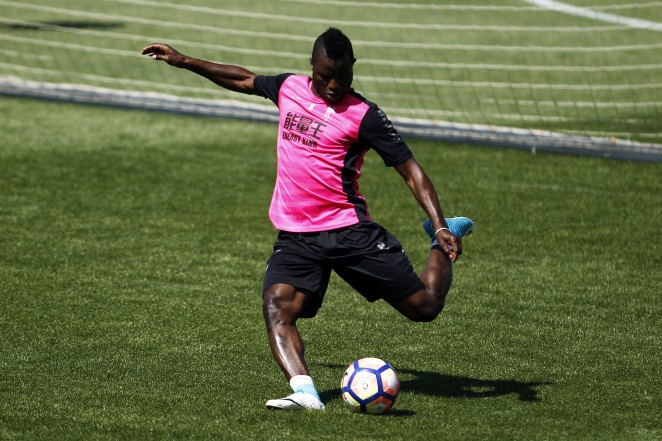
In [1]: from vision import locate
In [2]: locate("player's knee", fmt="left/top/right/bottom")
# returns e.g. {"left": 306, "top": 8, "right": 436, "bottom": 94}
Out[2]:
{"left": 262, "top": 287, "right": 288, "bottom": 321}
{"left": 392, "top": 292, "right": 445, "bottom": 322}
{"left": 262, "top": 284, "right": 302, "bottom": 325}
{"left": 409, "top": 303, "right": 444, "bottom": 322}
{"left": 409, "top": 287, "right": 448, "bottom": 322}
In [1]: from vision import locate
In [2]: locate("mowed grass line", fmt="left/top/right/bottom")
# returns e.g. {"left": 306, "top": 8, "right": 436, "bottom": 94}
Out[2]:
{"left": 0, "top": 96, "right": 660, "bottom": 440}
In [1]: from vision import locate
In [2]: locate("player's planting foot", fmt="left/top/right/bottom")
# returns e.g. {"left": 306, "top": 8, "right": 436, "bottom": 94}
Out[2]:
{"left": 266, "top": 392, "right": 326, "bottom": 410}
{"left": 423, "top": 217, "right": 474, "bottom": 240}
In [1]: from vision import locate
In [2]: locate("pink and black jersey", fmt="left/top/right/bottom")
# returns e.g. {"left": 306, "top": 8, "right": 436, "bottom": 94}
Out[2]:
{"left": 253, "top": 74, "right": 413, "bottom": 233}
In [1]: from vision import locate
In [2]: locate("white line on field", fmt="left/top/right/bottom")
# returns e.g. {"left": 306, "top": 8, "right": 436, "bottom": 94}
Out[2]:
{"left": 523, "top": 0, "right": 662, "bottom": 32}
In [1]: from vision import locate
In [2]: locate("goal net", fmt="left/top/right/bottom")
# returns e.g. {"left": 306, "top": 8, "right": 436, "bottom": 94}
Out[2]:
{"left": 1, "top": 0, "right": 661, "bottom": 160}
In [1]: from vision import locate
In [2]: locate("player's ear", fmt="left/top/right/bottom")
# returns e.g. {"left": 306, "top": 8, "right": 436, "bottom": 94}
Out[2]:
{"left": 351, "top": 57, "right": 357, "bottom": 65}
{"left": 309, "top": 57, "right": 314, "bottom": 66}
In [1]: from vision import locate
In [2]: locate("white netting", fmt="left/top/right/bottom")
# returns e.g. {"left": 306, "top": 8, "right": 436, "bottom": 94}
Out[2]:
{"left": 1, "top": 0, "right": 661, "bottom": 160}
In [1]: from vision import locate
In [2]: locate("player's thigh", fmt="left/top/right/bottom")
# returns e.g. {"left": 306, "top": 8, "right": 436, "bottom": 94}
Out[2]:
{"left": 333, "top": 249, "right": 424, "bottom": 304}
{"left": 263, "top": 244, "right": 331, "bottom": 319}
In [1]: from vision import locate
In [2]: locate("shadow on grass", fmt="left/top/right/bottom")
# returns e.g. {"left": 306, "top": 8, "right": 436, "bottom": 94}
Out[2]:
{"left": 320, "top": 365, "right": 551, "bottom": 411}
{"left": 397, "top": 368, "right": 551, "bottom": 402}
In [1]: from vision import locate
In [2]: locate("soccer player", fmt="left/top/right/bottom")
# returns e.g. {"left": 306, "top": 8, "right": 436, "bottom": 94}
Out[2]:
{"left": 142, "top": 28, "right": 474, "bottom": 411}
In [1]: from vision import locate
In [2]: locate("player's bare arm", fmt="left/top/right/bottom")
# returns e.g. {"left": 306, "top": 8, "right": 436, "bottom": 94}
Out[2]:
{"left": 395, "top": 158, "right": 462, "bottom": 262}
{"left": 141, "top": 44, "right": 257, "bottom": 95}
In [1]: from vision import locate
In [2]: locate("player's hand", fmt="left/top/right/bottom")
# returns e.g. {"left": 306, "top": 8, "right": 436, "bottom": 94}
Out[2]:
{"left": 141, "top": 44, "right": 184, "bottom": 66}
{"left": 436, "top": 229, "right": 462, "bottom": 263}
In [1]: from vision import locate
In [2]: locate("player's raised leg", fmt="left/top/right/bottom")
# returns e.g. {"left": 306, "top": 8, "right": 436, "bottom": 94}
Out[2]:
{"left": 262, "top": 283, "right": 325, "bottom": 410}
{"left": 390, "top": 217, "right": 474, "bottom": 322}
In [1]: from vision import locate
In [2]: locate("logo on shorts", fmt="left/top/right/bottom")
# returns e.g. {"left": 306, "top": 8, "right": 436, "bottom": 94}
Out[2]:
{"left": 377, "top": 241, "right": 389, "bottom": 250}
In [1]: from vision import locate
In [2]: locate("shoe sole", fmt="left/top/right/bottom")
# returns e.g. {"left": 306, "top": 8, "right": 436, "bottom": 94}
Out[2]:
{"left": 266, "top": 398, "right": 305, "bottom": 410}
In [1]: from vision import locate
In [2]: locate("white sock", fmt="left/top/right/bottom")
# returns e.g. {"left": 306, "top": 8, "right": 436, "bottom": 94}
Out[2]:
{"left": 290, "top": 375, "right": 320, "bottom": 399}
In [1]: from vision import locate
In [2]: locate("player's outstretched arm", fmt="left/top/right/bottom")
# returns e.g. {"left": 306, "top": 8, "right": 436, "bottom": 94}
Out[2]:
{"left": 395, "top": 158, "right": 462, "bottom": 262}
{"left": 141, "top": 43, "right": 257, "bottom": 95}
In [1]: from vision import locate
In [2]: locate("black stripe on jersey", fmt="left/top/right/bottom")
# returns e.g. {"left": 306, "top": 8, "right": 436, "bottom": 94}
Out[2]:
{"left": 349, "top": 92, "right": 413, "bottom": 168}
{"left": 253, "top": 73, "right": 294, "bottom": 106}
{"left": 342, "top": 143, "right": 370, "bottom": 222}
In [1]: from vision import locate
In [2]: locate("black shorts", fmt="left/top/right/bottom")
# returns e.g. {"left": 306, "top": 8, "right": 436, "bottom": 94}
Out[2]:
{"left": 262, "top": 222, "right": 425, "bottom": 318}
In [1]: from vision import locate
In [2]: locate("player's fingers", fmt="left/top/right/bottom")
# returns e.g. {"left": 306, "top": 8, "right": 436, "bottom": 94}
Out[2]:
{"left": 141, "top": 44, "right": 169, "bottom": 56}
{"left": 436, "top": 231, "right": 461, "bottom": 262}
{"left": 445, "top": 241, "right": 458, "bottom": 263}
{"left": 453, "top": 236, "right": 463, "bottom": 256}
{"left": 143, "top": 51, "right": 169, "bottom": 62}
{"left": 141, "top": 44, "right": 159, "bottom": 55}
{"left": 447, "top": 237, "right": 462, "bottom": 262}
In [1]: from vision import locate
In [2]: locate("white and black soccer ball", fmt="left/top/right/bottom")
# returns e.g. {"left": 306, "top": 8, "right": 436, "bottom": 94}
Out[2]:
{"left": 341, "top": 357, "right": 400, "bottom": 415}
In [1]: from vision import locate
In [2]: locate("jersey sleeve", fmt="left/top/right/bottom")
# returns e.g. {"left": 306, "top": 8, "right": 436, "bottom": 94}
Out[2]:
{"left": 253, "top": 73, "right": 293, "bottom": 106}
{"left": 358, "top": 104, "right": 413, "bottom": 167}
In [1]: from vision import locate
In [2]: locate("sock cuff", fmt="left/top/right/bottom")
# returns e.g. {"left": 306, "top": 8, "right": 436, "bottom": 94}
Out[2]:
{"left": 290, "top": 375, "right": 320, "bottom": 399}
{"left": 290, "top": 375, "right": 315, "bottom": 390}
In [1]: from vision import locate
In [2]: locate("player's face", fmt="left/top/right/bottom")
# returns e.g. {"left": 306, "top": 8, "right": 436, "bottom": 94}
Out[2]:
{"left": 310, "top": 54, "right": 355, "bottom": 105}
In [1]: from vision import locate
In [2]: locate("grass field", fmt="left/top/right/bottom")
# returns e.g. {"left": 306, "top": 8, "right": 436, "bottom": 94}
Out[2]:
{"left": 1, "top": 95, "right": 661, "bottom": 440}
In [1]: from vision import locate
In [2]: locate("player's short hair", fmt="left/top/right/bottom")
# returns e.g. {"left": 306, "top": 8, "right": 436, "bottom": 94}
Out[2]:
{"left": 311, "top": 27, "right": 355, "bottom": 63}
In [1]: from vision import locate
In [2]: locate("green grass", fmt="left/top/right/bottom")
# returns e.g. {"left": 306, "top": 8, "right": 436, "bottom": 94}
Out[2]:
{"left": 1, "top": 96, "right": 661, "bottom": 440}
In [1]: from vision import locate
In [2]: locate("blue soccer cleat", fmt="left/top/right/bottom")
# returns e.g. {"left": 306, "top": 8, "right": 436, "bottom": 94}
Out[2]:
{"left": 423, "top": 217, "right": 474, "bottom": 240}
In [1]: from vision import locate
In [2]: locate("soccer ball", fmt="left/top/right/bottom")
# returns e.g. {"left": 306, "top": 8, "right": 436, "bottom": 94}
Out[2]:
{"left": 341, "top": 357, "right": 400, "bottom": 414}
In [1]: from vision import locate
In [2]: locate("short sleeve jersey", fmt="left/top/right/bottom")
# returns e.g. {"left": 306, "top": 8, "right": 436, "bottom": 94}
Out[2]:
{"left": 253, "top": 74, "right": 413, "bottom": 233}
